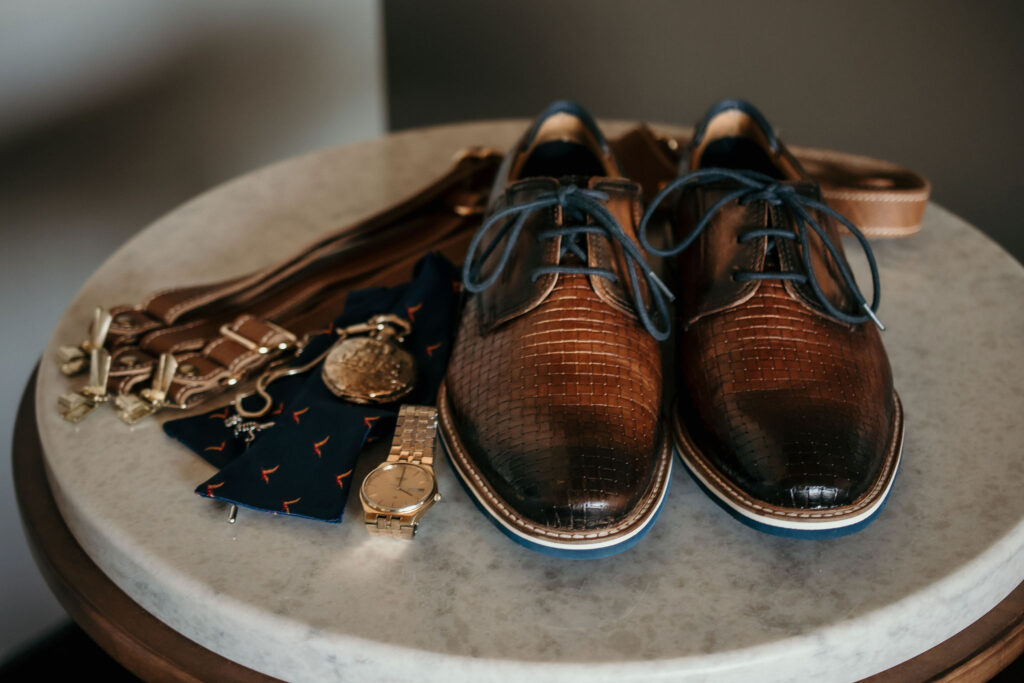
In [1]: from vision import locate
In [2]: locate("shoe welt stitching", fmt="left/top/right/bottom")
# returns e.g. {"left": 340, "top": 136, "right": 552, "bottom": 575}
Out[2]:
{"left": 673, "top": 392, "right": 903, "bottom": 521}
{"left": 438, "top": 382, "right": 670, "bottom": 542}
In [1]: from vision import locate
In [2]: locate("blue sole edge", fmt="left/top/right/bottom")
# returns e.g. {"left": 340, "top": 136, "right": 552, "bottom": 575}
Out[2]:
{"left": 439, "top": 432, "right": 671, "bottom": 559}
{"left": 673, "top": 447, "right": 900, "bottom": 540}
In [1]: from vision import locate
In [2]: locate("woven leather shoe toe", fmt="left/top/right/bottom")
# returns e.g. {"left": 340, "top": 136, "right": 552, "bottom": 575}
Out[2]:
{"left": 675, "top": 318, "right": 899, "bottom": 515}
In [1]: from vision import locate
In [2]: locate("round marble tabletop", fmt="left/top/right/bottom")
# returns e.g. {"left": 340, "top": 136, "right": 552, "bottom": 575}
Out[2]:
{"left": 35, "top": 121, "right": 1024, "bottom": 682}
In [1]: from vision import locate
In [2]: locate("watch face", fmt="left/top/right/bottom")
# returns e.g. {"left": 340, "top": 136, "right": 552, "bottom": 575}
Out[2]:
{"left": 360, "top": 463, "right": 435, "bottom": 513}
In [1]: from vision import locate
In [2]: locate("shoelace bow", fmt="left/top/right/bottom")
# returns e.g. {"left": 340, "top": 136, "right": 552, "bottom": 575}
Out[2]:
{"left": 463, "top": 185, "right": 675, "bottom": 340}
{"left": 638, "top": 168, "right": 884, "bottom": 330}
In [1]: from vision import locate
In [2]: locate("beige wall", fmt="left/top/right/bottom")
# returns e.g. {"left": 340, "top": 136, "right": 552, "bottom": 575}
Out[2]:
{"left": 384, "top": 0, "right": 1024, "bottom": 261}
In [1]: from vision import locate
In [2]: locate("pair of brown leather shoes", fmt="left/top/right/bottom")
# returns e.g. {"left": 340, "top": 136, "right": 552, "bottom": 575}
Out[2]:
{"left": 439, "top": 100, "right": 902, "bottom": 556}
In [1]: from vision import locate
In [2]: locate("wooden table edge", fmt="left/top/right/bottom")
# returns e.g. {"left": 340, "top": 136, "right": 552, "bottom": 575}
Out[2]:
{"left": 12, "top": 367, "right": 1023, "bottom": 682}
{"left": 13, "top": 366, "right": 282, "bottom": 683}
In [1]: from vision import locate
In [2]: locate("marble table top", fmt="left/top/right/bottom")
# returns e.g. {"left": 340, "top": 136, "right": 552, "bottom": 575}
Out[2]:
{"left": 36, "top": 121, "right": 1024, "bottom": 682}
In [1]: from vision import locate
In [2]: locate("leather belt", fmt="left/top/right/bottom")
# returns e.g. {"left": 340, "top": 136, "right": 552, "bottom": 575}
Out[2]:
{"left": 611, "top": 126, "right": 930, "bottom": 238}
{"left": 58, "top": 125, "right": 929, "bottom": 422}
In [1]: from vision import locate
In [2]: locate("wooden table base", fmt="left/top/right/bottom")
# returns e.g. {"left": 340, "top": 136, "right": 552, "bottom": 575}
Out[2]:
{"left": 12, "top": 369, "right": 1023, "bottom": 682}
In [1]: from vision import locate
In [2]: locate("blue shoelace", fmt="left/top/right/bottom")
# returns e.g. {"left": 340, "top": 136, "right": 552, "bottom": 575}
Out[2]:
{"left": 638, "top": 168, "right": 884, "bottom": 330}
{"left": 463, "top": 185, "right": 675, "bottom": 340}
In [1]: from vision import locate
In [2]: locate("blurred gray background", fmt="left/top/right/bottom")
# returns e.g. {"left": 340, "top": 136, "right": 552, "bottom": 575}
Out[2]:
{"left": 0, "top": 0, "right": 387, "bottom": 664}
{"left": 385, "top": 0, "right": 1024, "bottom": 260}
{"left": 1, "top": 0, "right": 1021, "bottom": 667}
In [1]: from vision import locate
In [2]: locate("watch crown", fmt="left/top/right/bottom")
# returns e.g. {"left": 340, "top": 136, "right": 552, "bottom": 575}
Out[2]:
{"left": 434, "top": 493, "right": 442, "bottom": 503}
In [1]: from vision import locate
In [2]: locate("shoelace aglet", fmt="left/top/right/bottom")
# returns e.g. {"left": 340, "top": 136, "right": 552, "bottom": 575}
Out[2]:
{"left": 862, "top": 303, "right": 886, "bottom": 331}
{"left": 649, "top": 270, "right": 676, "bottom": 302}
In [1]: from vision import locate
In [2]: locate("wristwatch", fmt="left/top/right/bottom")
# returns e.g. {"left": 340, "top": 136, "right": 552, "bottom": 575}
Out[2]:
{"left": 360, "top": 405, "right": 441, "bottom": 539}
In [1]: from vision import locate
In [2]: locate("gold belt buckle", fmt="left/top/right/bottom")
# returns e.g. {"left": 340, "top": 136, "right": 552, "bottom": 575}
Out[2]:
{"left": 58, "top": 347, "right": 112, "bottom": 422}
{"left": 218, "top": 320, "right": 298, "bottom": 355}
{"left": 57, "top": 307, "right": 113, "bottom": 376}
{"left": 114, "top": 353, "right": 180, "bottom": 424}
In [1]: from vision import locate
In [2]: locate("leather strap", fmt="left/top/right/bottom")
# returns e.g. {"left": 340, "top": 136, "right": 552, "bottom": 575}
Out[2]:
{"left": 611, "top": 126, "right": 930, "bottom": 239}
{"left": 74, "top": 126, "right": 929, "bottom": 413}
{"left": 101, "top": 148, "right": 501, "bottom": 408}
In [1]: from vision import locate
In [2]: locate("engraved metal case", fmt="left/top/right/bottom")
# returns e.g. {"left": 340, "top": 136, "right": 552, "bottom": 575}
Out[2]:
{"left": 321, "top": 318, "right": 416, "bottom": 404}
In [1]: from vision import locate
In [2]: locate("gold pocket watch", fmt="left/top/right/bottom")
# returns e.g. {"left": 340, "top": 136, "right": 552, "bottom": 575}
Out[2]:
{"left": 321, "top": 314, "right": 416, "bottom": 404}
{"left": 234, "top": 313, "right": 418, "bottom": 419}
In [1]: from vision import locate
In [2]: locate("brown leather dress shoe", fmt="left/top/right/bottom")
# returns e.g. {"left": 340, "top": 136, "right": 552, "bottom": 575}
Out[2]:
{"left": 640, "top": 99, "right": 902, "bottom": 537}
{"left": 438, "top": 101, "right": 673, "bottom": 557}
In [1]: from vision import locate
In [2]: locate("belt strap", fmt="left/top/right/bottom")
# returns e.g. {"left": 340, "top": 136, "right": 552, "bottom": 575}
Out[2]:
{"left": 98, "top": 148, "right": 501, "bottom": 410}
{"left": 611, "top": 125, "right": 930, "bottom": 238}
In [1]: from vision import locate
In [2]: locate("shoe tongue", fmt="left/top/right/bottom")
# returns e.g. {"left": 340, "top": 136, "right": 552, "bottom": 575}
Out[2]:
{"left": 498, "top": 176, "right": 640, "bottom": 235}
{"left": 481, "top": 176, "right": 641, "bottom": 332}
{"left": 557, "top": 174, "right": 591, "bottom": 189}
